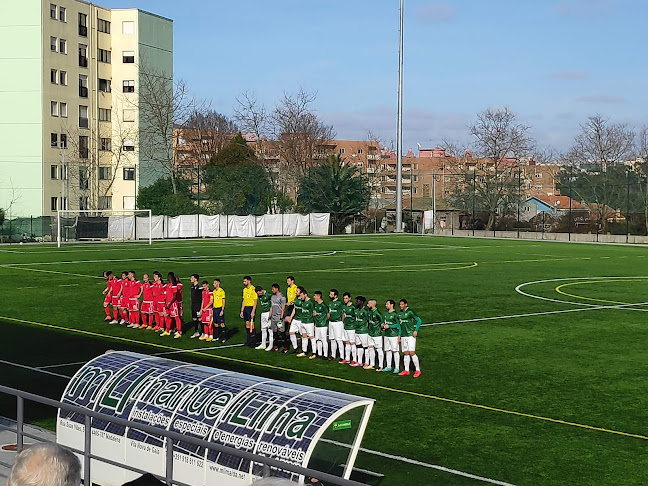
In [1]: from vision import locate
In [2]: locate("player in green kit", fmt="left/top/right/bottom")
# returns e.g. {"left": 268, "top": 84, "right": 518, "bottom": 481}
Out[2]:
{"left": 382, "top": 299, "right": 401, "bottom": 373}
{"left": 312, "top": 291, "right": 329, "bottom": 360}
{"left": 366, "top": 299, "right": 384, "bottom": 371}
{"left": 340, "top": 292, "right": 356, "bottom": 365}
{"left": 352, "top": 296, "right": 369, "bottom": 368}
{"left": 398, "top": 298, "right": 422, "bottom": 378}
{"left": 287, "top": 286, "right": 305, "bottom": 354}
{"left": 255, "top": 286, "right": 273, "bottom": 350}
{"left": 328, "top": 289, "right": 345, "bottom": 361}
{"left": 297, "top": 289, "right": 315, "bottom": 357}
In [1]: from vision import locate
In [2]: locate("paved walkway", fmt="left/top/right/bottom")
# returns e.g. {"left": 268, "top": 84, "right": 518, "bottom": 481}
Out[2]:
{"left": 0, "top": 417, "right": 56, "bottom": 481}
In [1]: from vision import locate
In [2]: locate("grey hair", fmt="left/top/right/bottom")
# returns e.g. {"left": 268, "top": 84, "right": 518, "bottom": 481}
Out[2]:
{"left": 8, "top": 442, "right": 81, "bottom": 486}
{"left": 252, "top": 478, "right": 298, "bottom": 485}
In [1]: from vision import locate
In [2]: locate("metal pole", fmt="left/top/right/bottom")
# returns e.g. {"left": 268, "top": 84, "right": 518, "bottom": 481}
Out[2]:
{"left": 472, "top": 171, "right": 476, "bottom": 237}
{"left": 542, "top": 211, "right": 545, "bottom": 239}
{"left": 395, "top": 0, "right": 404, "bottom": 232}
{"left": 16, "top": 396, "right": 24, "bottom": 451}
{"left": 432, "top": 170, "right": 436, "bottom": 234}
{"left": 517, "top": 168, "right": 521, "bottom": 238}
{"left": 568, "top": 167, "right": 573, "bottom": 241}
{"left": 84, "top": 414, "right": 91, "bottom": 486}
{"left": 165, "top": 438, "right": 174, "bottom": 486}
{"left": 410, "top": 172, "right": 414, "bottom": 233}
{"left": 626, "top": 169, "right": 630, "bottom": 243}
{"left": 57, "top": 210, "right": 61, "bottom": 247}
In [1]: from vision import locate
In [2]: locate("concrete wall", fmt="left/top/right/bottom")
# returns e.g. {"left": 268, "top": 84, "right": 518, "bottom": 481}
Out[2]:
{"left": 0, "top": 1, "right": 43, "bottom": 217}
{"left": 434, "top": 229, "right": 648, "bottom": 244}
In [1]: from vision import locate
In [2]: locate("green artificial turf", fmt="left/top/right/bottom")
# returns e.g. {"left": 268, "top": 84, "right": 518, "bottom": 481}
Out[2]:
{"left": 1, "top": 234, "right": 647, "bottom": 485}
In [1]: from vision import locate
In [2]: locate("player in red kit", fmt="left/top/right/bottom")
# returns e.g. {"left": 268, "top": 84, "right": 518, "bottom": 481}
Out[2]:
{"left": 108, "top": 272, "right": 122, "bottom": 323}
{"left": 139, "top": 274, "right": 154, "bottom": 329}
{"left": 199, "top": 280, "right": 214, "bottom": 342}
{"left": 162, "top": 272, "right": 182, "bottom": 338}
{"left": 102, "top": 271, "right": 114, "bottom": 322}
{"left": 152, "top": 271, "right": 165, "bottom": 331}
{"left": 127, "top": 271, "right": 142, "bottom": 328}
{"left": 117, "top": 271, "right": 129, "bottom": 325}
{"left": 174, "top": 277, "right": 184, "bottom": 338}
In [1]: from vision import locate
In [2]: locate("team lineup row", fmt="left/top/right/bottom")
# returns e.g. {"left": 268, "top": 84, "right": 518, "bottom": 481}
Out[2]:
{"left": 101, "top": 272, "right": 422, "bottom": 378}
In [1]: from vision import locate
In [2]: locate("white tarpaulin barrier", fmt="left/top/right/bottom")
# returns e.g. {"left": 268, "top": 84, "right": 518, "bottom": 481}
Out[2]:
{"left": 423, "top": 210, "right": 434, "bottom": 230}
{"left": 227, "top": 215, "right": 256, "bottom": 238}
{"left": 58, "top": 351, "right": 374, "bottom": 486}
{"left": 136, "top": 216, "right": 164, "bottom": 240}
{"left": 166, "top": 215, "right": 199, "bottom": 239}
{"left": 260, "top": 214, "right": 283, "bottom": 236}
{"left": 309, "top": 213, "right": 330, "bottom": 236}
{"left": 107, "top": 216, "right": 135, "bottom": 240}
{"left": 199, "top": 215, "right": 220, "bottom": 238}
{"left": 282, "top": 214, "right": 299, "bottom": 236}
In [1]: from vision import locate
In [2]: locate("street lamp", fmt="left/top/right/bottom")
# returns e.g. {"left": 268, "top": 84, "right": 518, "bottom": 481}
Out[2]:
{"left": 395, "top": 0, "right": 404, "bottom": 232}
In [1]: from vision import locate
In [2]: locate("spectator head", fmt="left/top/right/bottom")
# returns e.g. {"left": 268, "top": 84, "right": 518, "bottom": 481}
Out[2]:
{"left": 8, "top": 443, "right": 81, "bottom": 486}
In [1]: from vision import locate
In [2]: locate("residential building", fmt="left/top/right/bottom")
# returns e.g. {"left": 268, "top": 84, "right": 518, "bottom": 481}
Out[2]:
{"left": 0, "top": 0, "right": 172, "bottom": 218}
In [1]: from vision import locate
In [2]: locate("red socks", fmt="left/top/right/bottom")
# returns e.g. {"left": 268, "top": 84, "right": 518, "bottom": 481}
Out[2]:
{"left": 104, "top": 307, "right": 111, "bottom": 318}
{"left": 175, "top": 317, "right": 182, "bottom": 334}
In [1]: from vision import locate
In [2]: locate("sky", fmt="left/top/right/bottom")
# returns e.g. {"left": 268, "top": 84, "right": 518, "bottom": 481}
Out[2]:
{"left": 100, "top": 0, "right": 648, "bottom": 155}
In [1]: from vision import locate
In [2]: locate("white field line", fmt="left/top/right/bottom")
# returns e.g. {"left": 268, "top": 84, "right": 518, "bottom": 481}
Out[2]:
{"left": 0, "top": 359, "right": 72, "bottom": 379}
{"left": 322, "top": 439, "right": 518, "bottom": 486}
{"left": 37, "top": 343, "right": 245, "bottom": 370}
{"left": 0, "top": 265, "right": 105, "bottom": 279}
{"left": 0, "top": 242, "right": 255, "bottom": 254}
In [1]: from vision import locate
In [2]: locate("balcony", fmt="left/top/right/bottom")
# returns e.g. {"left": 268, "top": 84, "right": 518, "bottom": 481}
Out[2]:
{"left": 79, "top": 86, "right": 88, "bottom": 98}
{"left": 78, "top": 25, "right": 87, "bottom": 37}
{"left": 78, "top": 56, "right": 88, "bottom": 68}
{"left": 79, "top": 117, "right": 89, "bottom": 129}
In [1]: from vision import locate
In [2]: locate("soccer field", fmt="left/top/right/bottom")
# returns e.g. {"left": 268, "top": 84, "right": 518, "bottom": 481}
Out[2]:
{"left": 1, "top": 234, "right": 648, "bottom": 486}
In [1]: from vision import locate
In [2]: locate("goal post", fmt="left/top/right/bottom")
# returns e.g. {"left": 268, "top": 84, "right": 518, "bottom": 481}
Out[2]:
{"left": 56, "top": 209, "right": 152, "bottom": 247}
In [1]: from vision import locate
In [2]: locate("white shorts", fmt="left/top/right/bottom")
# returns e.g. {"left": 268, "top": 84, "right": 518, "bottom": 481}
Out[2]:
{"left": 355, "top": 333, "right": 369, "bottom": 347}
{"left": 343, "top": 329, "right": 356, "bottom": 343}
{"left": 329, "top": 321, "right": 344, "bottom": 341}
{"left": 260, "top": 311, "right": 270, "bottom": 329}
{"left": 315, "top": 326, "right": 328, "bottom": 341}
{"left": 369, "top": 335, "right": 383, "bottom": 349}
{"left": 300, "top": 322, "right": 315, "bottom": 337}
{"left": 290, "top": 319, "right": 302, "bottom": 334}
{"left": 385, "top": 336, "right": 399, "bottom": 352}
{"left": 401, "top": 336, "right": 416, "bottom": 353}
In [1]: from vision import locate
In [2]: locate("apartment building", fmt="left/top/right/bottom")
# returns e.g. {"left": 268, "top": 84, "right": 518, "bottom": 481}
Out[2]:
{"left": 0, "top": 0, "right": 172, "bottom": 218}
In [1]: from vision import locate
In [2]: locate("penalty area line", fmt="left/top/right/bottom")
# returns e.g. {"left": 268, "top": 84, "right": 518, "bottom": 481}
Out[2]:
{"left": 2, "top": 315, "right": 648, "bottom": 442}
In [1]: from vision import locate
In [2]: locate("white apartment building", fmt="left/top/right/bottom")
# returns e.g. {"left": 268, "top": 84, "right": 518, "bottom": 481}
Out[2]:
{"left": 0, "top": 0, "right": 173, "bottom": 218}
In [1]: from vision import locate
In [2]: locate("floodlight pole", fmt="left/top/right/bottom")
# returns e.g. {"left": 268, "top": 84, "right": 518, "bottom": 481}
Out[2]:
{"left": 395, "top": 0, "right": 404, "bottom": 232}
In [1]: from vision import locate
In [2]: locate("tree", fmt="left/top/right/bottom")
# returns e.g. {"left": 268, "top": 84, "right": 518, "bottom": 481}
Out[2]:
{"left": 136, "top": 177, "right": 196, "bottom": 216}
{"left": 442, "top": 107, "right": 534, "bottom": 230}
{"left": 203, "top": 134, "right": 273, "bottom": 215}
{"left": 296, "top": 154, "right": 370, "bottom": 232}
{"left": 632, "top": 125, "right": 648, "bottom": 234}
{"left": 567, "top": 115, "right": 635, "bottom": 171}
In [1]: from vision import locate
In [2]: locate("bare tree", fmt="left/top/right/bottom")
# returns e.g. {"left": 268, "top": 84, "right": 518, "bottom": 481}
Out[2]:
{"left": 136, "top": 64, "right": 193, "bottom": 194}
{"left": 234, "top": 91, "right": 269, "bottom": 151}
{"left": 568, "top": 114, "right": 635, "bottom": 171}
{"left": 633, "top": 125, "right": 648, "bottom": 232}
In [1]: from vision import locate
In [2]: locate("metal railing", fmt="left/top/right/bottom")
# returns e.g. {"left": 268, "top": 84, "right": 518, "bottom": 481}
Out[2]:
{"left": 0, "top": 385, "right": 367, "bottom": 486}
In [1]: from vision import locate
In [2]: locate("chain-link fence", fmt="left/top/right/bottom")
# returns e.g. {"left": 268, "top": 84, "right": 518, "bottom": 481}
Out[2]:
{"left": 0, "top": 216, "right": 54, "bottom": 243}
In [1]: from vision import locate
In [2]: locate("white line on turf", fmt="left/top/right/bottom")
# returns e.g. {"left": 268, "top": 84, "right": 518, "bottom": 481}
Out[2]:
{"left": 0, "top": 265, "right": 104, "bottom": 279}
{"left": 37, "top": 343, "right": 245, "bottom": 369}
{"left": 322, "top": 439, "right": 518, "bottom": 486}
{"left": 0, "top": 359, "right": 72, "bottom": 379}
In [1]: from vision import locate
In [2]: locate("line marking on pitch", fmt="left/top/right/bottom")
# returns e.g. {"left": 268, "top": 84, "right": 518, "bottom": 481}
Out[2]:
{"left": 554, "top": 279, "right": 648, "bottom": 307}
{"left": 0, "top": 359, "right": 72, "bottom": 379}
{"left": 2, "top": 315, "right": 647, "bottom": 442}
{"left": 0, "top": 265, "right": 104, "bottom": 279}
{"left": 323, "top": 439, "right": 518, "bottom": 486}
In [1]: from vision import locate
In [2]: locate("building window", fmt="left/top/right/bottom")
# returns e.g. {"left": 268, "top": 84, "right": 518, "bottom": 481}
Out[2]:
{"left": 414, "top": 163, "right": 419, "bottom": 169}
{"left": 339, "top": 148, "right": 345, "bottom": 154}
{"left": 122, "top": 80, "right": 135, "bottom": 93}
{"left": 536, "top": 173, "right": 543, "bottom": 178}
{"left": 78, "top": 74, "right": 88, "bottom": 98}
{"left": 78, "top": 44, "right": 87, "bottom": 67}
{"left": 60, "top": 70, "right": 67, "bottom": 85}
{"left": 50, "top": 165, "right": 58, "bottom": 179}
{"left": 50, "top": 36, "right": 57, "bottom": 52}
{"left": 98, "top": 166, "right": 112, "bottom": 180}
{"left": 51, "top": 197, "right": 58, "bottom": 211}
{"left": 79, "top": 135, "right": 89, "bottom": 159}
{"left": 61, "top": 197, "right": 67, "bottom": 210}
{"left": 60, "top": 165, "right": 68, "bottom": 180}
{"left": 122, "top": 21, "right": 135, "bottom": 34}
{"left": 59, "top": 39, "right": 67, "bottom": 54}
{"left": 413, "top": 186, "right": 418, "bottom": 194}
{"left": 123, "top": 167, "right": 135, "bottom": 180}
{"left": 51, "top": 133, "right": 58, "bottom": 148}
{"left": 358, "top": 149, "right": 363, "bottom": 154}
{"left": 98, "top": 196, "right": 112, "bottom": 209}
{"left": 99, "top": 78, "right": 111, "bottom": 92}
{"left": 60, "top": 102, "right": 67, "bottom": 118}
{"left": 535, "top": 184, "right": 543, "bottom": 190}
{"left": 122, "top": 51, "right": 135, "bottom": 63}
{"left": 50, "top": 4, "right": 57, "bottom": 19}
{"left": 79, "top": 105, "right": 88, "bottom": 128}
{"left": 98, "top": 19, "right": 111, "bottom": 34}
{"left": 99, "top": 138, "right": 111, "bottom": 151}
{"left": 412, "top": 175, "right": 418, "bottom": 182}
{"left": 59, "top": 7, "right": 66, "bottom": 22}
{"left": 78, "top": 13, "right": 87, "bottom": 36}
{"left": 98, "top": 48, "right": 111, "bottom": 64}
{"left": 50, "top": 69, "right": 58, "bottom": 84}
{"left": 123, "top": 140, "right": 135, "bottom": 152}
{"left": 99, "top": 108, "right": 111, "bottom": 122}
{"left": 123, "top": 110, "right": 135, "bottom": 122}
{"left": 51, "top": 101, "right": 58, "bottom": 116}
{"left": 60, "top": 133, "right": 67, "bottom": 149}
{"left": 79, "top": 168, "right": 89, "bottom": 189}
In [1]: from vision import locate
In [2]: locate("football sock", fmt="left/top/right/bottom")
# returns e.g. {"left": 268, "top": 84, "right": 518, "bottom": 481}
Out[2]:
{"left": 345, "top": 344, "right": 351, "bottom": 361}
{"left": 113, "top": 308, "right": 119, "bottom": 320}
{"left": 351, "top": 346, "right": 357, "bottom": 363}
{"left": 330, "top": 342, "right": 337, "bottom": 359}
{"left": 268, "top": 332, "right": 274, "bottom": 348}
{"left": 412, "top": 354, "right": 420, "bottom": 371}
{"left": 104, "top": 307, "right": 111, "bottom": 318}
{"left": 369, "top": 350, "right": 375, "bottom": 367}
{"left": 404, "top": 355, "right": 411, "bottom": 371}
{"left": 121, "top": 309, "right": 128, "bottom": 321}
{"left": 357, "top": 347, "right": 364, "bottom": 365}
{"left": 378, "top": 351, "right": 384, "bottom": 369}
{"left": 310, "top": 337, "right": 316, "bottom": 354}
{"left": 165, "top": 316, "right": 172, "bottom": 332}
{"left": 290, "top": 334, "right": 298, "bottom": 350}
{"left": 386, "top": 351, "right": 393, "bottom": 369}
{"left": 175, "top": 316, "right": 182, "bottom": 333}
{"left": 322, "top": 342, "right": 328, "bottom": 358}
{"left": 132, "top": 311, "right": 140, "bottom": 325}
{"left": 338, "top": 341, "right": 345, "bottom": 360}
{"left": 301, "top": 336, "right": 308, "bottom": 352}
{"left": 394, "top": 352, "right": 400, "bottom": 369}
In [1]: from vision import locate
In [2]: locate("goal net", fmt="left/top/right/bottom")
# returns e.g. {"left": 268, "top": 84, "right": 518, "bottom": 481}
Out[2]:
{"left": 56, "top": 209, "right": 153, "bottom": 247}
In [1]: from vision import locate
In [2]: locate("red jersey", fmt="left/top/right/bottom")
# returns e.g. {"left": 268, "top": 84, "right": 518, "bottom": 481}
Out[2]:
{"left": 152, "top": 281, "right": 165, "bottom": 303}
{"left": 201, "top": 289, "right": 212, "bottom": 309}
{"left": 108, "top": 277, "right": 121, "bottom": 296}
{"left": 176, "top": 282, "right": 183, "bottom": 303}
{"left": 124, "top": 280, "right": 134, "bottom": 299}
{"left": 164, "top": 284, "right": 177, "bottom": 304}
{"left": 130, "top": 280, "right": 142, "bottom": 299}
{"left": 142, "top": 282, "right": 154, "bottom": 302}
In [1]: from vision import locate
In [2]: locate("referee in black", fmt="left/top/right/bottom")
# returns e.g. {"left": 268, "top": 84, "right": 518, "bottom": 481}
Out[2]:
{"left": 189, "top": 273, "right": 202, "bottom": 338}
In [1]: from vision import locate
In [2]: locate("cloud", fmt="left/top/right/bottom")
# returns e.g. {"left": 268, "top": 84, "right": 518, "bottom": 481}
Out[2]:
{"left": 576, "top": 94, "right": 626, "bottom": 104}
{"left": 415, "top": 2, "right": 457, "bottom": 24}
{"left": 549, "top": 71, "right": 590, "bottom": 79}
